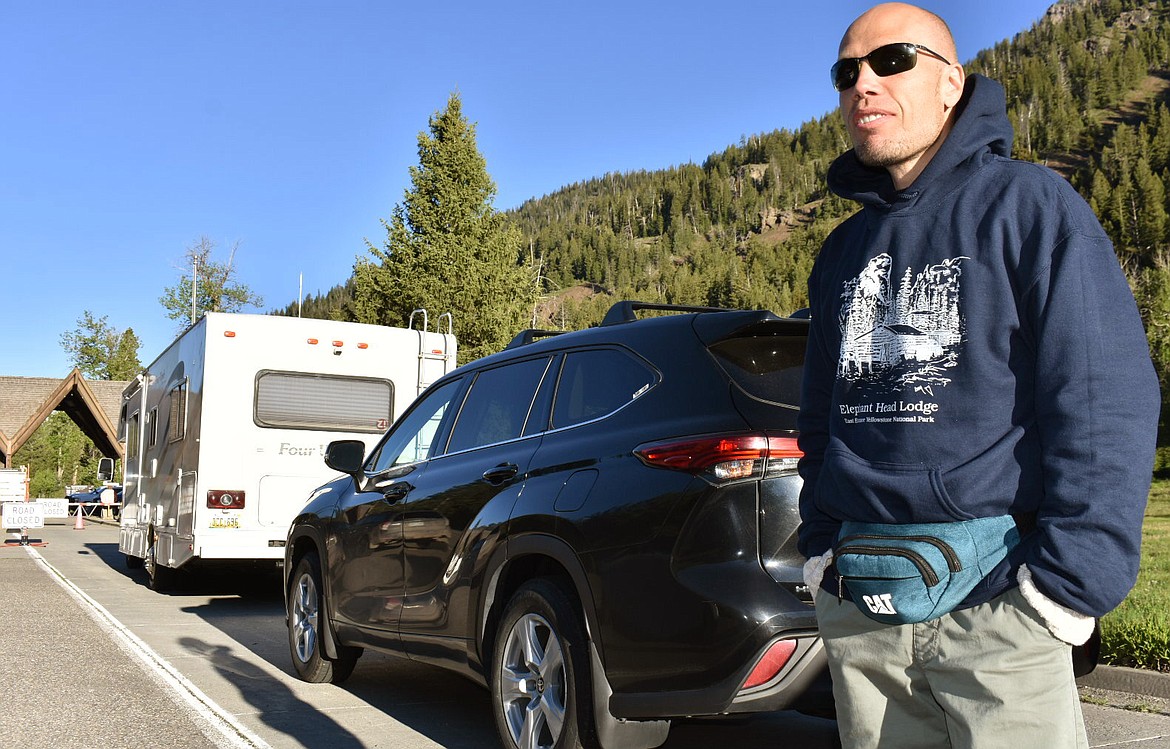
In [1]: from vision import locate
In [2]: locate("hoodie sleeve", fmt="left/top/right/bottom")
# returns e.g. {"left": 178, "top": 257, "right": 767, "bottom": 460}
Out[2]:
{"left": 797, "top": 259, "right": 840, "bottom": 560}
{"left": 1020, "top": 191, "right": 1160, "bottom": 618}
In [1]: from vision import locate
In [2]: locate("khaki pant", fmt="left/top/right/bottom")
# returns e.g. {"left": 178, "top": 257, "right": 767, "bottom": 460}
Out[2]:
{"left": 815, "top": 585, "right": 1088, "bottom": 749}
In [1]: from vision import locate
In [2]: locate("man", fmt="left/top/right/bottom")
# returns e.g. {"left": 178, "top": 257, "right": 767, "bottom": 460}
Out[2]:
{"left": 797, "top": 3, "right": 1161, "bottom": 747}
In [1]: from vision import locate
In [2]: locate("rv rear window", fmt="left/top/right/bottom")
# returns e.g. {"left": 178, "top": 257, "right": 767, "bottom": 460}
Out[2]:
{"left": 254, "top": 372, "right": 393, "bottom": 433}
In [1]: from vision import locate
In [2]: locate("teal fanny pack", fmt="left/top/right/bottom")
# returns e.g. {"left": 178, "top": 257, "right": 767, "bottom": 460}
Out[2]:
{"left": 833, "top": 516, "right": 1021, "bottom": 625}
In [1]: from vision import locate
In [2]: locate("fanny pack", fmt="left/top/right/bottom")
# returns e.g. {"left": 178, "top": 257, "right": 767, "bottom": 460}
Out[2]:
{"left": 833, "top": 516, "right": 1021, "bottom": 625}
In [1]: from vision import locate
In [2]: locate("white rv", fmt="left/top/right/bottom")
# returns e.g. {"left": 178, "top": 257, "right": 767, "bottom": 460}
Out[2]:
{"left": 118, "top": 311, "right": 456, "bottom": 590}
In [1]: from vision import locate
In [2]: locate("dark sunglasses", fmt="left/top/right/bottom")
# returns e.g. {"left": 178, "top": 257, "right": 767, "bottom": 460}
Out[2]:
{"left": 831, "top": 42, "right": 951, "bottom": 92}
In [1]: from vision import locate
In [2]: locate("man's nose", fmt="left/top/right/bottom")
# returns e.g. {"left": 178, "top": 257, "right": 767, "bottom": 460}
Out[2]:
{"left": 852, "top": 60, "right": 883, "bottom": 93}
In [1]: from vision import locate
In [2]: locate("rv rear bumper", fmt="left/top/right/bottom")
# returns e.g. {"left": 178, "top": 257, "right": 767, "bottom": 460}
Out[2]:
{"left": 196, "top": 538, "right": 287, "bottom": 560}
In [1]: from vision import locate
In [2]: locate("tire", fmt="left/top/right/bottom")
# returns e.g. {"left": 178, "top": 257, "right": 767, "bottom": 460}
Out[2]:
{"left": 124, "top": 552, "right": 144, "bottom": 570}
{"left": 146, "top": 535, "right": 178, "bottom": 592}
{"left": 288, "top": 551, "right": 358, "bottom": 684}
{"left": 492, "top": 578, "right": 597, "bottom": 749}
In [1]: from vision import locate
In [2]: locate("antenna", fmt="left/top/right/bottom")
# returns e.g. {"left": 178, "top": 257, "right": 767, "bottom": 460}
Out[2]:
{"left": 191, "top": 254, "right": 199, "bottom": 325}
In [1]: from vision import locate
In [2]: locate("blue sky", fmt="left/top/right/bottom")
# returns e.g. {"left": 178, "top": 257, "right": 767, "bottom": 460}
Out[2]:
{"left": 1, "top": 0, "right": 1057, "bottom": 378}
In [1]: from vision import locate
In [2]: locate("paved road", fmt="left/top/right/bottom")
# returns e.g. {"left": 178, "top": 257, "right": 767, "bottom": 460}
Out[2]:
{"left": 2, "top": 519, "right": 1169, "bottom": 749}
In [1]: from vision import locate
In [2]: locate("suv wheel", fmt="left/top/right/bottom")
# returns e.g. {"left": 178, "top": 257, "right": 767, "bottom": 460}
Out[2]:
{"left": 492, "top": 579, "right": 597, "bottom": 749}
{"left": 288, "top": 552, "right": 358, "bottom": 684}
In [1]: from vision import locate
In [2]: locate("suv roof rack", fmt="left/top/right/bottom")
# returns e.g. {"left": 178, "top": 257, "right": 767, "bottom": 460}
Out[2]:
{"left": 601, "top": 301, "right": 736, "bottom": 327}
{"left": 505, "top": 329, "right": 570, "bottom": 349}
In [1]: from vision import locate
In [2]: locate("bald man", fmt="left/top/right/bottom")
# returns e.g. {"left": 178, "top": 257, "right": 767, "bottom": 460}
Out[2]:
{"left": 796, "top": 4, "right": 1159, "bottom": 747}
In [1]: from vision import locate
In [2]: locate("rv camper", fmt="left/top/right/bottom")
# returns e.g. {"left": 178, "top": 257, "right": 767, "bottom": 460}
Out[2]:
{"left": 118, "top": 311, "right": 456, "bottom": 590}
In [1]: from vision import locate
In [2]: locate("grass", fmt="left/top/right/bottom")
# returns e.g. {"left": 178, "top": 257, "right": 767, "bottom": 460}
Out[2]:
{"left": 1099, "top": 470, "right": 1170, "bottom": 673}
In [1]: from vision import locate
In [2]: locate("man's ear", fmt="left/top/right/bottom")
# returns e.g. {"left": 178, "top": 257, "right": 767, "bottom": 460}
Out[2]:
{"left": 942, "top": 64, "right": 966, "bottom": 110}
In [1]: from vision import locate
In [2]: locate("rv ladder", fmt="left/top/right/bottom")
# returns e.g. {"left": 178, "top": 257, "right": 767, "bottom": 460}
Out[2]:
{"left": 411, "top": 310, "right": 455, "bottom": 394}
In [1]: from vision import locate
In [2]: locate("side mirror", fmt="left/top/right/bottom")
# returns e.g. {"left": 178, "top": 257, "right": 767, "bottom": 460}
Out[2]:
{"left": 324, "top": 440, "right": 366, "bottom": 475}
{"left": 97, "top": 457, "right": 115, "bottom": 482}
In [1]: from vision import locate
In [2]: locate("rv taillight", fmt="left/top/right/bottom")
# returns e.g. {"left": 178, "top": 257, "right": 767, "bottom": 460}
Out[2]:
{"left": 307, "top": 338, "right": 319, "bottom": 345}
{"left": 357, "top": 342, "right": 369, "bottom": 349}
{"left": 224, "top": 331, "right": 236, "bottom": 338}
{"left": 207, "top": 490, "right": 245, "bottom": 509}
{"left": 332, "top": 340, "right": 344, "bottom": 347}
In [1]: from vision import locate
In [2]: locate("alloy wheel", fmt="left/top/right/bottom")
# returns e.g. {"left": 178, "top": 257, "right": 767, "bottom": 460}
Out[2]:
{"left": 498, "top": 612, "right": 567, "bottom": 749}
{"left": 291, "top": 572, "right": 320, "bottom": 664}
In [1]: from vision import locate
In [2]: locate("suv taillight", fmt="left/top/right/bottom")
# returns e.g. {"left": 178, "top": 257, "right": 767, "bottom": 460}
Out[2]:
{"left": 741, "top": 638, "right": 799, "bottom": 690}
{"left": 634, "top": 433, "right": 802, "bottom": 483}
{"left": 207, "top": 489, "right": 245, "bottom": 509}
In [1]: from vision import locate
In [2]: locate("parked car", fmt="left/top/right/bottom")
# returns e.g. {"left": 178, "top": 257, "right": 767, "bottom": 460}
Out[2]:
{"left": 67, "top": 484, "right": 123, "bottom": 515}
{"left": 283, "top": 301, "right": 829, "bottom": 749}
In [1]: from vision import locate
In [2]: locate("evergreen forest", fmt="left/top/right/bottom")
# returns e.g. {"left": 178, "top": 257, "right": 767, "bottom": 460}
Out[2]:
{"left": 284, "top": 0, "right": 1168, "bottom": 446}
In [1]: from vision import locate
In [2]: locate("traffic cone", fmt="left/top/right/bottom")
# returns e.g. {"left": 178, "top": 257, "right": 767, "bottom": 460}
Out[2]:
{"left": 74, "top": 504, "right": 85, "bottom": 530}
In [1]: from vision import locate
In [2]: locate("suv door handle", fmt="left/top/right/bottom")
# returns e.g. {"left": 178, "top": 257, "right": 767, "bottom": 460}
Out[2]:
{"left": 482, "top": 464, "right": 519, "bottom": 485}
{"left": 377, "top": 481, "right": 413, "bottom": 502}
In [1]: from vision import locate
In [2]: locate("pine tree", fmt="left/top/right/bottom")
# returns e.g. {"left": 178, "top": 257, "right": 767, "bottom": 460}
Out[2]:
{"left": 349, "top": 92, "right": 534, "bottom": 363}
{"left": 1133, "top": 158, "right": 1168, "bottom": 254}
{"left": 14, "top": 412, "right": 92, "bottom": 497}
{"left": 59, "top": 311, "right": 142, "bottom": 380}
{"left": 42, "top": 315, "right": 140, "bottom": 496}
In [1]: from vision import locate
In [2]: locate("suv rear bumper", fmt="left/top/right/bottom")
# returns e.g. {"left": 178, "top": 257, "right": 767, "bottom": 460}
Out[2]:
{"left": 608, "top": 630, "right": 827, "bottom": 718}
{"left": 583, "top": 477, "right": 828, "bottom": 719}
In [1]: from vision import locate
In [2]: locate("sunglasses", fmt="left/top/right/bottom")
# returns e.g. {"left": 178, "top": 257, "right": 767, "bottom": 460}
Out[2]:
{"left": 831, "top": 42, "right": 951, "bottom": 92}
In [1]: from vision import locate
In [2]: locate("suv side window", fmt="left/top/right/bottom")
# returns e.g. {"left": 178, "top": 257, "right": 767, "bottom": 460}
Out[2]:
{"left": 551, "top": 348, "right": 655, "bottom": 429}
{"left": 369, "top": 379, "right": 461, "bottom": 472}
{"left": 447, "top": 358, "right": 551, "bottom": 454}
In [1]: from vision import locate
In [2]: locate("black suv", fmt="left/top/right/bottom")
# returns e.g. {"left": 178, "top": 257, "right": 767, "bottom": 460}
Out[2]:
{"left": 283, "top": 302, "right": 828, "bottom": 749}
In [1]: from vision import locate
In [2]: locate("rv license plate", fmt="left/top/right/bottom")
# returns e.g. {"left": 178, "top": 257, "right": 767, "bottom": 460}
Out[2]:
{"left": 210, "top": 517, "right": 240, "bottom": 529}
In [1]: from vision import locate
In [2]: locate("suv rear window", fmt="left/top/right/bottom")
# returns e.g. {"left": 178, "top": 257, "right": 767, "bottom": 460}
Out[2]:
{"left": 707, "top": 335, "right": 805, "bottom": 406}
{"left": 551, "top": 348, "right": 655, "bottom": 429}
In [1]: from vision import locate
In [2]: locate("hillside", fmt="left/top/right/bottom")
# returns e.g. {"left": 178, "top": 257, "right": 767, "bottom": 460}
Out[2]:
{"left": 507, "top": 0, "right": 1170, "bottom": 327}
{"left": 278, "top": 0, "right": 1170, "bottom": 423}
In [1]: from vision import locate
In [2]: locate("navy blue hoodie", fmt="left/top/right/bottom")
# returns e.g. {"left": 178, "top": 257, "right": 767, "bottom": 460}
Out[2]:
{"left": 797, "top": 74, "right": 1160, "bottom": 618}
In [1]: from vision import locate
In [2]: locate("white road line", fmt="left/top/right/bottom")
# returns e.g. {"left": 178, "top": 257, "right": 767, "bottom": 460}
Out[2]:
{"left": 26, "top": 546, "right": 272, "bottom": 749}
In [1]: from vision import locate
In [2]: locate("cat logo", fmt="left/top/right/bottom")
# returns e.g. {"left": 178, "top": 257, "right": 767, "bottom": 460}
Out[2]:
{"left": 863, "top": 593, "right": 898, "bottom": 616}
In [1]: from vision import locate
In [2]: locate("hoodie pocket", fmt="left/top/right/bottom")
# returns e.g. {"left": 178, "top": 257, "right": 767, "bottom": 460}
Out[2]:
{"left": 939, "top": 426, "right": 1038, "bottom": 519}
{"left": 818, "top": 445, "right": 972, "bottom": 522}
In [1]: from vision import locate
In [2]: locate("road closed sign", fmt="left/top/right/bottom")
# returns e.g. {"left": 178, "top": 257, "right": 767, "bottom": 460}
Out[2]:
{"left": 39, "top": 498, "right": 68, "bottom": 518}
{"left": 2, "top": 502, "right": 45, "bottom": 529}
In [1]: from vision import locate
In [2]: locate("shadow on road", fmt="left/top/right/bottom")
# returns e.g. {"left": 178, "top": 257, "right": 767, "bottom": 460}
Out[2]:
{"left": 81, "top": 539, "right": 128, "bottom": 569}
{"left": 180, "top": 596, "right": 500, "bottom": 748}
{"left": 72, "top": 530, "right": 838, "bottom": 749}
{"left": 181, "top": 636, "right": 366, "bottom": 749}
{"left": 180, "top": 589, "right": 839, "bottom": 749}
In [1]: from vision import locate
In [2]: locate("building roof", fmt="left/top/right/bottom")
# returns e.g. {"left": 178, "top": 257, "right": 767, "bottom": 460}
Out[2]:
{"left": 0, "top": 370, "right": 129, "bottom": 468}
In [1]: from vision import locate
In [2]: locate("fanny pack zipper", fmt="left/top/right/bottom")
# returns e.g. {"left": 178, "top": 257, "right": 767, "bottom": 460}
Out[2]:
{"left": 837, "top": 533, "right": 962, "bottom": 572}
{"left": 837, "top": 545, "right": 941, "bottom": 587}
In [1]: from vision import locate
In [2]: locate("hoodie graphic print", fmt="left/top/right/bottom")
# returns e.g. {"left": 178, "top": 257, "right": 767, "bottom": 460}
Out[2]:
{"left": 837, "top": 252, "right": 966, "bottom": 412}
